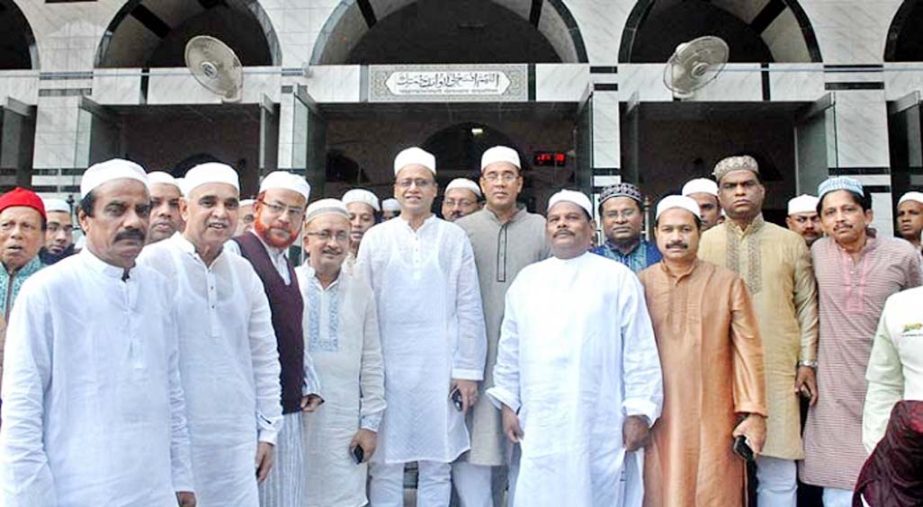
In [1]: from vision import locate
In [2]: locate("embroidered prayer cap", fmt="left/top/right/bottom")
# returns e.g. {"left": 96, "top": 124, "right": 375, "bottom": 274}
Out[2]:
{"left": 42, "top": 198, "right": 70, "bottom": 214}
{"left": 445, "top": 178, "right": 482, "bottom": 198}
{"left": 656, "top": 195, "right": 701, "bottom": 221}
{"left": 787, "top": 194, "right": 819, "bottom": 215}
{"left": 481, "top": 146, "right": 521, "bottom": 171}
{"left": 713, "top": 155, "right": 759, "bottom": 182}
{"left": 80, "top": 159, "right": 150, "bottom": 198}
{"left": 305, "top": 198, "right": 349, "bottom": 223}
{"left": 394, "top": 147, "right": 436, "bottom": 175}
{"left": 599, "top": 183, "right": 643, "bottom": 206}
{"left": 898, "top": 191, "right": 923, "bottom": 206}
{"left": 681, "top": 178, "right": 718, "bottom": 197}
{"left": 342, "top": 189, "right": 381, "bottom": 212}
{"left": 148, "top": 171, "right": 180, "bottom": 190}
{"left": 0, "top": 188, "right": 46, "bottom": 220}
{"left": 817, "top": 176, "right": 864, "bottom": 201}
{"left": 547, "top": 189, "right": 593, "bottom": 218}
{"left": 260, "top": 171, "right": 311, "bottom": 201}
{"left": 240, "top": 198, "right": 256, "bottom": 207}
{"left": 382, "top": 198, "right": 401, "bottom": 212}
{"left": 181, "top": 162, "right": 240, "bottom": 196}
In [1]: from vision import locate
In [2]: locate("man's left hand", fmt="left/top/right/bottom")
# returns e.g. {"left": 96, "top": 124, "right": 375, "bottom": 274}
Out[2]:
{"left": 301, "top": 394, "right": 324, "bottom": 413}
{"left": 255, "top": 442, "right": 274, "bottom": 483}
{"left": 176, "top": 491, "right": 196, "bottom": 507}
{"left": 450, "top": 379, "right": 478, "bottom": 414}
{"left": 732, "top": 414, "right": 767, "bottom": 455}
{"left": 794, "top": 366, "right": 818, "bottom": 406}
{"left": 349, "top": 428, "right": 378, "bottom": 463}
{"left": 622, "top": 415, "right": 651, "bottom": 452}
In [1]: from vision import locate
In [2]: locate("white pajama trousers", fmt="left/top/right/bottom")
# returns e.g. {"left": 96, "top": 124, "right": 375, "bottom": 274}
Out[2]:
{"left": 370, "top": 461, "right": 452, "bottom": 507}
{"left": 755, "top": 456, "right": 797, "bottom": 507}
{"left": 259, "top": 412, "right": 305, "bottom": 507}
{"left": 451, "top": 461, "right": 493, "bottom": 507}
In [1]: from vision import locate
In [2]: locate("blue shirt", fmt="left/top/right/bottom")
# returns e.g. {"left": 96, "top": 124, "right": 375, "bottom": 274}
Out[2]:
{"left": 1, "top": 256, "right": 43, "bottom": 319}
{"left": 591, "top": 239, "right": 661, "bottom": 273}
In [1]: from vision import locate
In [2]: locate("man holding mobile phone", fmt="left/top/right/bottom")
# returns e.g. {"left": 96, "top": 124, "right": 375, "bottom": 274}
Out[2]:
{"left": 639, "top": 196, "right": 767, "bottom": 506}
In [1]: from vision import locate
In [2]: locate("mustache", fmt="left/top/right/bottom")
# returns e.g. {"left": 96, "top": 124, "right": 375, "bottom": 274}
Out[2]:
{"left": 666, "top": 241, "right": 688, "bottom": 249}
{"left": 115, "top": 228, "right": 145, "bottom": 242}
{"left": 553, "top": 229, "right": 574, "bottom": 238}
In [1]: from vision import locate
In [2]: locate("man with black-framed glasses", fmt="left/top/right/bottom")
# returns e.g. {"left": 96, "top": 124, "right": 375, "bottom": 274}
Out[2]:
{"left": 226, "top": 171, "right": 323, "bottom": 507}
{"left": 358, "top": 146, "right": 486, "bottom": 507}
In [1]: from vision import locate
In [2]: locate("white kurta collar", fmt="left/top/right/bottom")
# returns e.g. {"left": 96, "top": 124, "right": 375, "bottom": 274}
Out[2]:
{"left": 79, "top": 248, "right": 131, "bottom": 279}
{"left": 172, "top": 232, "right": 225, "bottom": 266}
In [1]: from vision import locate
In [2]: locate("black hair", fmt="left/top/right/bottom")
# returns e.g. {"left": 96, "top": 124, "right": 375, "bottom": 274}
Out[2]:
{"left": 79, "top": 191, "right": 97, "bottom": 218}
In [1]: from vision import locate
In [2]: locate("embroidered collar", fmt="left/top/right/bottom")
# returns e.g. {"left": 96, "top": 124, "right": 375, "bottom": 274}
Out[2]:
{"left": 727, "top": 214, "right": 765, "bottom": 238}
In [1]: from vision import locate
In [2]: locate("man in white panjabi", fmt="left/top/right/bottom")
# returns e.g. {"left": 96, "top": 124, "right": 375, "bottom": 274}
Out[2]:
{"left": 487, "top": 190, "right": 663, "bottom": 507}
{"left": 342, "top": 188, "right": 381, "bottom": 272}
{"left": 297, "top": 199, "right": 386, "bottom": 507}
{"left": 0, "top": 159, "right": 196, "bottom": 506}
{"left": 357, "top": 146, "right": 487, "bottom": 507}
{"left": 147, "top": 171, "right": 185, "bottom": 244}
{"left": 224, "top": 171, "right": 323, "bottom": 507}
{"left": 139, "top": 162, "right": 283, "bottom": 506}
{"left": 381, "top": 198, "right": 400, "bottom": 220}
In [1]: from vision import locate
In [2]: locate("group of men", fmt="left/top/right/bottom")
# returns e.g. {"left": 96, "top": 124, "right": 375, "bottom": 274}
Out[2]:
{"left": 0, "top": 144, "right": 920, "bottom": 507}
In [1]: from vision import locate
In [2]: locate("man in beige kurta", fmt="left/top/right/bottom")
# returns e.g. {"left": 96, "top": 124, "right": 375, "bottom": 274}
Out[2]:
{"left": 641, "top": 196, "right": 767, "bottom": 507}
{"left": 698, "top": 155, "right": 818, "bottom": 507}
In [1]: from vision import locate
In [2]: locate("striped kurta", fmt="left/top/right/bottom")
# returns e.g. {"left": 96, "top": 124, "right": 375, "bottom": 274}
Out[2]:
{"left": 801, "top": 236, "right": 922, "bottom": 490}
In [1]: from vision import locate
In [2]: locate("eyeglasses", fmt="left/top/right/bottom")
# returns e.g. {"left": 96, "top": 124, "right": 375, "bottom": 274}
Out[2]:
{"left": 305, "top": 231, "right": 350, "bottom": 243}
{"left": 444, "top": 199, "right": 476, "bottom": 208}
{"left": 396, "top": 178, "right": 434, "bottom": 189}
{"left": 482, "top": 173, "right": 518, "bottom": 183}
{"left": 260, "top": 200, "right": 305, "bottom": 219}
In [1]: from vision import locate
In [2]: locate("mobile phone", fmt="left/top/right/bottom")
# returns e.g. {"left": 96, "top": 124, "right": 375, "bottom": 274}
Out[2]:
{"left": 352, "top": 445, "right": 364, "bottom": 464}
{"left": 451, "top": 388, "right": 464, "bottom": 411}
{"left": 733, "top": 435, "right": 754, "bottom": 462}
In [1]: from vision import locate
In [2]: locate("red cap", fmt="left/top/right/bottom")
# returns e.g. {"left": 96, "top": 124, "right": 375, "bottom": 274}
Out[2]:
{"left": 0, "top": 187, "right": 47, "bottom": 220}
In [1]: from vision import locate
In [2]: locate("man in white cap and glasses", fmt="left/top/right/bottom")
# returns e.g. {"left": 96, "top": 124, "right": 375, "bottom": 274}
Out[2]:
{"left": 453, "top": 145, "right": 548, "bottom": 507}
{"left": 39, "top": 197, "right": 75, "bottom": 264}
{"left": 357, "top": 146, "right": 487, "bottom": 507}
{"left": 139, "top": 162, "right": 283, "bottom": 506}
{"left": 381, "top": 198, "right": 401, "bottom": 221}
{"left": 800, "top": 177, "right": 922, "bottom": 506}
{"left": 786, "top": 194, "right": 822, "bottom": 246}
{"left": 0, "top": 159, "right": 196, "bottom": 506}
{"left": 698, "top": 155, "right": 818, "bottom": 507}
{"left": 224, "top": 171, "right": 322, "bottom": 507}
{"left": 237, "top": 198, "right": 257, "bottom": 236}
{"left": 296, "top": 199, "right": 386, "bottom": 507}
{"left": 592, "top": 182, "right": 661, "bottom": 273}
{"left": 342, "top": 188, "right": 381, "bottom": 271}
{"left": 442, "top": 178, "right": 481, "bottom": 222}
{"left": 681, "top": 177, "right": 722, "bottom": 231}
{"left": 146, "top": 171, "right": 185, "bottom": 244}
{"left": 896, "top": 191, "right": 923, "bottom": 257}
{"left": 639, "top": 195, "right": 767, "bottom": 506}
{"left": 488, "top": 189, "right": 662, "bottom": 507}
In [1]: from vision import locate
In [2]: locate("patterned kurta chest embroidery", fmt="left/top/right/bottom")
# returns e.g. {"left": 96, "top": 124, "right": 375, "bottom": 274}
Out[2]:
{"left": 307, "top": 279, "right": 340, "bottom": 352}
{"left": 725, "top": 217, "right": 764, "bottom": 295}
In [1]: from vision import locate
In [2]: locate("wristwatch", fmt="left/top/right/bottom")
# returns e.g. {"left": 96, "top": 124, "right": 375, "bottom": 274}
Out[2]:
{"left": 798, "top": 360, "right": 818, "bottom": 369}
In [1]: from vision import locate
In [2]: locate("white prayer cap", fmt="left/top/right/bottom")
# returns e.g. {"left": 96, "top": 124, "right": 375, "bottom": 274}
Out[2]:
{"left": 148, "top": 171, "right": 180, "bottom": 189}
{"left": 394, "top": 147, "right": 436, "bottom": 175}
{"left": 81, "top": 158, "right": 150, "bottom": 197}
{"left": 382, "top": 198, "right": 401, "bottom": 212}
{"left": 898, "top": 191, "right": 923, "bottom": 206}
{"left": 656, "top": 195, "right": 701, "bottom": 221}
{"left": 342, "top": 189, "right": 381, "bottom": 212}
{"left": 181, "top": 163, "right": 239, "bottom": 196}
{"left": 239, "top": 198, "right": 256, "bottom": 207}
{"left": 445, "top": 178, "right": 482, "bottom": 198}
{"left": 259, "top": 171, "right": 311, "bottom": 201}
{"left": 681, "top": 178, "right": 718, "bottom": 197}
{"left": 42, "top": 198, "right": 70, "bottom": 213}
{"left": 547, "top": 189, "right": 593, "bottom": 218}
{"left": 174, "top": 178, "right": 185, "bottom": 195}
{"left": 481, "top": 146, "right": 520, "bottom": 171}
{"left": 787, "top": 194, "right": 819, "bottom": 215}
{"left": 305, "top": 198, "right": 349, "bottom": 223}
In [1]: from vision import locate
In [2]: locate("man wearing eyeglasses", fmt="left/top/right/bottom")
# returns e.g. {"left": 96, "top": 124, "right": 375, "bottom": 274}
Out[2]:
{"left": 39, "top": 198, "right": 76, "bottom": 264}
{"left": 591, "top": 183, "right": 661, "bottom": 273}
{"left": 442, "top": 178, "right": 481, "bottom": 222}
{"left": 453, "top": 146, "right": 549, "bottom": 507}
{"left": 357, "top": 146, "right": 487, "bottom": 507}
{"left": 226, "top": 171, "right": 323, "bottom": 507}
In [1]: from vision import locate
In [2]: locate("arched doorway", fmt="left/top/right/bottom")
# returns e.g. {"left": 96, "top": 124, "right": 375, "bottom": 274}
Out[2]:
{"left": 619, "top": 0, "right": 822, "bottom": 63}
{"left": 311, "top": 0, "right": 587, "bottom": 65}
{"left": 0, "top": 0, "right": 39, "bottom": 191}
{"left": 0, "top": 0, "right": 39, "bottom": 70}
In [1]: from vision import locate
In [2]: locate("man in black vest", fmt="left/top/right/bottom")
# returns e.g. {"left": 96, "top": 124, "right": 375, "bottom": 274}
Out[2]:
{"left": 230, "top": 171, "right": 322, "bottom": 507}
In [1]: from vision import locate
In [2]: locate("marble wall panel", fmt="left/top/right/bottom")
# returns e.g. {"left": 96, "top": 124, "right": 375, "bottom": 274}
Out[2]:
{"left": 91, "top": 68, "right": 142, "bottom": 105}
{"left": 769, "top": 64, "right": 825, "bottom": 102}
{"left": 831, "top": 91, "right": 890, "bottom": 168}
{"left": 692, "top": 64, "right": 763, "bottom": 102}
{"left": 535, "top": 64, "right": 589, "bottom": 102}
{"left": 306, "top": 65, "right": 361, "bottom": 102}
